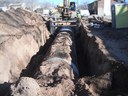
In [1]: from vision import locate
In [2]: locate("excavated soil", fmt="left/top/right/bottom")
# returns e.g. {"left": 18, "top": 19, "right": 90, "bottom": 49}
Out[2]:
{"left": 0, "top": 9, "right": 128, "bottom": 96}
{"left": 75, "top": 18, "right": 128, "bottom": 96}
{"left": 0, "top": 8, "right": 50, "bottom": 95}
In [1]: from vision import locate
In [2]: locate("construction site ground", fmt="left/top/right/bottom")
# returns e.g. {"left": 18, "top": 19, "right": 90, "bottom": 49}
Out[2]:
{"left": 84, "top": 19, "right": 128, "bottom": 65}
{"left": 0, "top": 9, "right": 128, "bottom": 96}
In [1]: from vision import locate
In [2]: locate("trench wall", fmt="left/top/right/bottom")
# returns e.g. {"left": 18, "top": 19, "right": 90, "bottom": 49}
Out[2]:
{"left": 0, "top": 8, "right": 50, "bottom": 83}
{"left": 79, "top": 22, "right": 128, "bottom": 91}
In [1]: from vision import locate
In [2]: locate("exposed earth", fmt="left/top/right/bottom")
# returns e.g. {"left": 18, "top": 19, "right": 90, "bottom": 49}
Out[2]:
{"left": 0, "top": 8, "right": 128, "bottom": 96}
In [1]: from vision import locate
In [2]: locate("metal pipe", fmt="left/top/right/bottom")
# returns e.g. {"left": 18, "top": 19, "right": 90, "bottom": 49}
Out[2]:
{"left": 52, "top": 25, "right": 77, "bottom": 27}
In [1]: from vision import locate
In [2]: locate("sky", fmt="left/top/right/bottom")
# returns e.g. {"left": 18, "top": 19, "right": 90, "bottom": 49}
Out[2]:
{"left": 38, "top": 0, "right": 95, "bottom": 5}
{"left": 38, "top": 0, "right": 128, "bottom": 5}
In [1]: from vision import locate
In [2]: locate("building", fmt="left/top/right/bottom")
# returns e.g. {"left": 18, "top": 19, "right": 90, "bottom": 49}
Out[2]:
{"left": 88, "top": 0, "right": 117, "bottom": 16}
{"left": 8, "top": 3, "right": 26, "bottom": 9}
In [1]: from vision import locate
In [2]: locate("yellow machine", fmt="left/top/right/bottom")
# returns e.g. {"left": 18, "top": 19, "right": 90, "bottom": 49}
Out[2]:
{"left": 50, "top": 0, "right": 80, "bottom": 34}
{"left": 57, "top": 0, "right": 76, "bottom": 20}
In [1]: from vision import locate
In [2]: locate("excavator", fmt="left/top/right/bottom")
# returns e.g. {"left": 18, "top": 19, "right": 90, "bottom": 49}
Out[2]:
{"left": 50, "top": 0, "right": 81, "bottom": 34}
{"left": 57, "top": 0, "right": 76, "bottom": 20}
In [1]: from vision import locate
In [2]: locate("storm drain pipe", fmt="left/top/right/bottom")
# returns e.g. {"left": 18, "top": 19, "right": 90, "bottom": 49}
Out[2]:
{"left": 34, "top": 26, "right": 79, "bottom": 81}
{"left": 59, "top": 27, "right": 79, "bottom": 76}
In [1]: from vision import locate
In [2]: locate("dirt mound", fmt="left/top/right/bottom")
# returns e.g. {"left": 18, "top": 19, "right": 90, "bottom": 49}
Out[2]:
{"left": 76, "top": 72, "right": 112, "bottom": 96}
{"left": 10, "top": 58, "right": 75, "bottom": 96}
{"left": 36, "top": 59, "right": 75, "bottom": 96}
{"left": 11, "top": 77, "right": 41, "bottom": 96}
{"left": 0, "top": 8, "right": 50, "bottom": 86}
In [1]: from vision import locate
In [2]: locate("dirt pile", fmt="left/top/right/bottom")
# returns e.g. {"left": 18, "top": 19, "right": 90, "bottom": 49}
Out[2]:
{"left": 11, "top": 59, "right": 75, "bottom": 96}
{"left": 76, "top": 72, "right": 112, "bottom": 96}
{"left": 35, "top": 59, "right": 75, "bottom": 96}
{"left": 0, "top": 8, "right": 50, "bottom": 94}
{"left": 11, "top": 77, "right": 41, "bottom": 96}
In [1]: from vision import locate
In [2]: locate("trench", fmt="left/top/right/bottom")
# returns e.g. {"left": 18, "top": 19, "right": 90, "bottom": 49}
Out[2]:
{"left": 75, "top": 23, "right": 128, "bottom": 95}
{"left": 75, "top": 27, "right": 90, "bottom": 77}
{"left": 5, "top": 19, "right": 128, "bottom": 96}
{"left": 20, "top": 27, "right": 61, "bottom": 77}
{"left": 19, "top": 22, "right": 128, "bottom": 95}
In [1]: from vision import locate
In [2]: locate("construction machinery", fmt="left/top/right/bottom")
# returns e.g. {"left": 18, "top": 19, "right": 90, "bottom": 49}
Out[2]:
{"left": 57, "top": 0, "right": 76, "bottom": 20}
{"left": 49, "top": 0, "right": 81, "bottom": 34}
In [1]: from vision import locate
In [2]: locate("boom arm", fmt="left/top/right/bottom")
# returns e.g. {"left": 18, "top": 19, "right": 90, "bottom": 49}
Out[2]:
{"left": 63, "top": 0, "right": 70, "bottom": 8}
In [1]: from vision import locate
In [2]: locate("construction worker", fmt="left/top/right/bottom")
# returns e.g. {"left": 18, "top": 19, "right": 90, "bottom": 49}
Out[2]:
{"left": 49, "top": 9, "right": 52, "bottom": 16}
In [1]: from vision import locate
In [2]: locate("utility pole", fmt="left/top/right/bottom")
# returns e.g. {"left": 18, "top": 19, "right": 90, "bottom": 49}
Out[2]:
{"left": 76, "top": 0, "right": 78, "bottom": 9}
{"left": 52, "top": 0, "right": 54, "bottom": 7}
